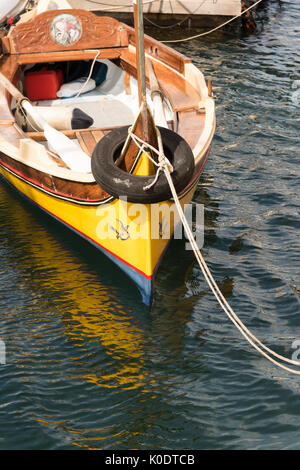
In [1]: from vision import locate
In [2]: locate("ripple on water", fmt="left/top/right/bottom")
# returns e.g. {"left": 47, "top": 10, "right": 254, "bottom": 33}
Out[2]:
{"left": 0, "top": 0, "right": 300, "bottom": 450}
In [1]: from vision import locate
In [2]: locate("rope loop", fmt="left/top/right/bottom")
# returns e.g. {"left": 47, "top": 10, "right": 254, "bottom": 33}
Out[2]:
{"left": 126, "top": 126, "right": 173, "bottom": 190}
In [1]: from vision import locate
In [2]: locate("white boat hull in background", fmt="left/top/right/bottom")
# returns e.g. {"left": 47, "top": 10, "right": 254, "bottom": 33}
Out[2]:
{"left": 0, "top": 0, "right": 28, "bottom": 24}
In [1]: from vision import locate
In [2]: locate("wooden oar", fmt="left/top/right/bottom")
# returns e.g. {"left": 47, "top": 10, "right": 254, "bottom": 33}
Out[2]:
{"left": 0, "top": 71, "right": 91, "bottom": 172}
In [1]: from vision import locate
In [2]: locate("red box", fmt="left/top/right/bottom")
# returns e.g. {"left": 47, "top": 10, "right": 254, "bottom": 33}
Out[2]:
{"left": 25, "top": 68, "right": 64, "bottom": 101}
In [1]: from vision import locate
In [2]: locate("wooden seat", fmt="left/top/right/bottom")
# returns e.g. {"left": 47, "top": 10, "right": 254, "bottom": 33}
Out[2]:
{"left": 26, "top": 126, "right": 119, "bottom": 162}
{"left": 76, "top": 129, "right": 109, "bottom": 156}
{"left": 120, "top": 49, "right": 201, "bottom": 113}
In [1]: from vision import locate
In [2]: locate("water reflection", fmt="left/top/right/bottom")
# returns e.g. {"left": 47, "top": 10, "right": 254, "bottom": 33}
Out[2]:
{"left": 2, "top": 0, "right": 299, "bottom": 447}
{"left": 0, "top": 183, "right": 149, "bottom": 387}
{"left": 0, "top": 183, "right": 213, "bottom": 448}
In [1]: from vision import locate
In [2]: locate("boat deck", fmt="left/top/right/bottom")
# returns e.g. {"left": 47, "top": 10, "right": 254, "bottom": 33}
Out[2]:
{"left": 27, "top": 126, "right": 117, "bottom": 160}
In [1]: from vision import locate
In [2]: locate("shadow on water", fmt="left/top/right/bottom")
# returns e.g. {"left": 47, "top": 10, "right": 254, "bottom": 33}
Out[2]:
{"left": 142, "top": 0, "right": 284, "bottom": 43}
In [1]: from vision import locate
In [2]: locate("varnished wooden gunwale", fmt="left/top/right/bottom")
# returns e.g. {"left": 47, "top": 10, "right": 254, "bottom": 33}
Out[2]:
{"left": 0, "top": 151, "right": 110, "bottom": 203}
{"left": 5, "top": 11, "right": 127, "bottom": 54}
{"left": 0, "top": 145, "right": 206, "bottom": 205}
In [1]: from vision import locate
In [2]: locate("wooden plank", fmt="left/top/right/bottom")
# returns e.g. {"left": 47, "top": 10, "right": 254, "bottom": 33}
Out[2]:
{"left": 0, "top": 150, "right": 109, "bottom": 201}
{"left": 76, "top": 130, "right": 97, "bottom": 156}
{"left": 177, "top": 109, "right": 206, "bottom": 150}
{"left": 26, "top": 126, "right": 120, "bottom": 141}
{"left": 123, "top": 71, "right": 131, "bottom": 95}
{"left": 0, "top": 55, "right": 19, "bottom": 123}
{"left": 123, "top": 24, "right": 190, "bottom": 74}
{"left": 120, "top": 48, "right": 201, "bottom": 112}
{"left": 17, "top": 48, "right": 124, "bottom": 65}
{"left": 91, "top": 130, "right": 105, "bottom": 142}
{"left": 116, "top": 105, "right": 158, "bottom": 172}
{"left": 152, "top": 59, "right": 201, "bottom": 111}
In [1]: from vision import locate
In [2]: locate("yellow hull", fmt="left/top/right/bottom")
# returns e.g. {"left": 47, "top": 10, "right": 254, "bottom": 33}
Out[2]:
{"left": 0, "top": 4, "right": 216, "bottom": 304}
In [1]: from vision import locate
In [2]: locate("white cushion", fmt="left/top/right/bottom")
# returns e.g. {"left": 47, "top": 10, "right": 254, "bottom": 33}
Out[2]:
{"left": 15, "top": 105, "right": 93, "bottom": 132}
{"left": 56, "top": 78, "right": 96, "bottom": 98}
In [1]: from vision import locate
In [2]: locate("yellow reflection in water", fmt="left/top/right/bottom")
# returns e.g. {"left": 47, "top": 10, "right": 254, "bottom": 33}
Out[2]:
{"left": 1, "top": 185, "right": 203, "bottom": 449}
{"left": 1, "top": 190, "right": 149, "bottom": 393}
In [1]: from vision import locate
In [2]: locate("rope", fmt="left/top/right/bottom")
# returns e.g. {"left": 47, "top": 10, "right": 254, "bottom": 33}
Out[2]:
{"left": 83, "top": 0, "right": 260, "bottom": 35}
{"left": 82, "top": 0, "right": 262, "bottom": 43}
{"left": 143, "top": 0, "right": 209, "bottom": 30}
{"left": 126, "top": 124, "right": 300, "bottom": 375}
{"left": 84, "top": 0, "right": 157, "bottom": 11}
{"left": 144, "top": 13, "right": 190, "bottom": 29}
{"left": 162, "top": 0, "right": 263, "bottom": 43}
{"left": 66, "top": 50, "right": 101, "bottom": 105}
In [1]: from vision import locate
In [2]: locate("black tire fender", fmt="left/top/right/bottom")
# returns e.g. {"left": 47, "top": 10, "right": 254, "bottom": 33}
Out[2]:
{"left": 91, "top": 125, "right": 195, "bottom": 203}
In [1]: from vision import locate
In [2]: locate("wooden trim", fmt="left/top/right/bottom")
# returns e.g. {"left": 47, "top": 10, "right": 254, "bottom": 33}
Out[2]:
{"left": 1, "top": 37, "right": 10, "bottom": 54}
{"left": 8, "top": 10, "right": 125, "bottom": 54}
{"left": 26, "top": 125, "right": 121, "bottom": 141}
{"left": 122, "top": 23, "right": 190, "bottom": 74}
{"left": 0, "top": 151, "right": 109, "bottom": 203}
{"left": 17, "top": 48, "right": 125, "bottom": 65}
{"left": 0, "top": 119, "right": 15, "bottom": 125}
{"left": 119, "top": 48, "right": 201, "bottom": 113}
{"left": 123, "top": 71, "right": 131, "bottom": 95}
{"left": 75, "top": 129, "right": 97, "bottom": 156}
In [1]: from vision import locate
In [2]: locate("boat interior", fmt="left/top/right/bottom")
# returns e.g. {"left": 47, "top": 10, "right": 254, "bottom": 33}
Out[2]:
{"left": 0, "top": 9, "right": 210, "bottom": 181}
{"left": 8, "top": 56, "right": 176, "bottom": 177}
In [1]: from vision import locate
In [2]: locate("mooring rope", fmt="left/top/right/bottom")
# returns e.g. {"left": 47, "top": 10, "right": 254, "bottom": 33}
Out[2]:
{"left": 83, "top": 0, "right": 261, "bottom": 38}
{"left": 66, "top": 50, "right": 101, "bottom": 105}
{"left": 143, "top": 0, "right": 209, "bottom": 30}
{"left": 126, "top": 124, "right": 300, "bottom": 375}
{"left": 84, "top": 0, "right": 157, "bottom": 10}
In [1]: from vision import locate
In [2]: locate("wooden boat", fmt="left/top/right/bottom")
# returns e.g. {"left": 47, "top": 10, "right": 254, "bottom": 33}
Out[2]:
{"left": 0, "top": 0, "right": 215, "bottom": 304}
